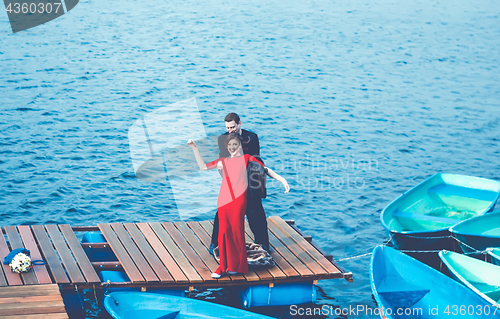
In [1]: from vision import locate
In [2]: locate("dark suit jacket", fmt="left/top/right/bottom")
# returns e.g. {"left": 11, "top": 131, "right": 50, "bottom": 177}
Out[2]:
{"left": 218, "top": 129, "right": 260, "bottom": 158}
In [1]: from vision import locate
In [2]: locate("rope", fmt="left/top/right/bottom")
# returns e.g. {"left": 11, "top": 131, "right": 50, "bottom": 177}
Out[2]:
{"left": 332, "top": 233, "right": 491, "bottom": 262}
{"left": 93, "top": 284, "right": 98, "bottom": 308}
{"left": 103, "top": 280, "right": 111, "bottom": 297}
{"left": 334, "top": 252, "right": 373, "bottom": 262}
{"left": 75, "top": 284, "right": 85, "bottom": 311}
{"left": 333, "top": 233, "right": 394, "bottom": 262}
{"left": 399, "top": 234, "right": 450, "bottom": 239}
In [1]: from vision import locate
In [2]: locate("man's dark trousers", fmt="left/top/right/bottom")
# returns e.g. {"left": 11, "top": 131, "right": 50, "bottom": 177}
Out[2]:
{"left": 211, "top": 185, "right": 269, "bottom": 249}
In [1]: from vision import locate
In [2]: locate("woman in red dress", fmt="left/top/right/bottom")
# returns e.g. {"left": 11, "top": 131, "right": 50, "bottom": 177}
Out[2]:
{"left": 188, "top": 133, "right": 289, "bottom": 278}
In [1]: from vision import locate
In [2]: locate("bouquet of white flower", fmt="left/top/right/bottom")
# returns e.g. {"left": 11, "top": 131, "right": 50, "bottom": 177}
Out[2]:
{"left": 9, "top": 252, "right": 32, "bottom": 273}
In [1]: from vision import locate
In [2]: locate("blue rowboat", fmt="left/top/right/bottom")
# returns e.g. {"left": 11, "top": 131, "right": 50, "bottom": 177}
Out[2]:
{"left": 104, "top": 292, "right": 274, "bottom": 319}
{"left": 450, "top": 211, "right": 500, "bottom": 253}
{"left": 439, "top": 250, "right": 500, "bottom": 307}
{"left": 381, "top": 173, "right": 500, "bottom": 250}
{"left": 370, "top": 246, "right": 500, "bottom": 319}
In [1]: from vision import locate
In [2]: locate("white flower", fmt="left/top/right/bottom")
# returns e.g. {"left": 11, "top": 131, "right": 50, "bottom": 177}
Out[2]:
{"left": 9, "top": 253, "right": 31, "bottom": 273}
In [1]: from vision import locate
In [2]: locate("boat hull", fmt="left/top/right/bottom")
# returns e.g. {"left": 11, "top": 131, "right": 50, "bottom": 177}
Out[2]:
{"left": 388, "top": 228, "right": 456, "bottom": 251}
{"left": 104, "top": 292, "right": 274, "bottom": 319}
{"left": 370, "top": 246, "right": 500, "bottom": 319}
{"left": 450, "top": 211, "right": 500, "bottom": 253}
{"left": 489, "top": 248, "right": 500, "bottom": 266}
{"left": 439, "top": 250, "right": 500, "bottom": 306}
{"left": 381, "top": 173, "right": 500, "bottom": 251}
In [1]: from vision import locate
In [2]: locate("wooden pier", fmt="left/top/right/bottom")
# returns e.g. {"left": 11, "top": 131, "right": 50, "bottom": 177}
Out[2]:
{"left": 0, "top": 225, "right": 100, "bottom": 287}
{"left": 0, "top": 284, "right": 68, "bottom": 318}
{"left": 0, "top": 216, "right": 351, "bottom": 291}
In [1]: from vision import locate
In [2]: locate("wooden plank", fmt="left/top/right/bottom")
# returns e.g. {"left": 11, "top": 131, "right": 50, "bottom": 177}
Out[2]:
{"left": 149, "top": 223, "right": 202, "bottom": 283}
{"left": 4, "top": 226, "right": 38, "bottom": 285}
{"left": 174, "top": 222, "right": 231, "bottom": 282}
{"left": 123, "top": 223, "right": 172, "bottom": 282}
{"left": 31, "top": 226, "right": 70, "bottom": 284}
{"left": 98, "top": 224, "right": 144, "bottom": 283}
{"left": 44, "top": 225, "right": 85, "bottom": 284}
{"left": 0, "top": 290, "right": 62, "bottom": 299}
{"left": 266, "top": 220, "right": 328, "bottom": 276}
{"left": 0, "top": 283, "right": 59, "bottom": 292}
{"left": 270, "top": 216, "right": 341, "bottom": 275}
{"left": 111, "top": 223, "right": 159, "bottom": 283}
{"left": 186, "top": 222, "right": 213, "bottom": 248}
{"left": 17, "top": 226, "right": 52, "bottom": 284}
{"left": 266, "top": 226, "right": 314, "bottom": 277}
{"left": 197, "top": 221, "right": 247, "bottom": 282}
{"left": 0, "top": 284, "right": 60, "bottom": 298}
{"left": 241, "top": 226, "right": 281, "bottom": 281}
{"left": 0, "top": 302, "right": 66, "bottom": 316}
{"left": 244, "top": 221, "right": 300, "bottom": 278}
{"left": 1, "top": 314, "right": 68, "bottom": 319}
{"left": 161, "top": 223, "right": 214, "bottom": 282}
{"left": 242, "top": 221, "right": 296, "bottom": 279}
{"left": 0, "top": 295, "right": 62, "bottom": 304}
{"left": 58, "top": 225, "right": 100, "bottom": 283}
{"left": 0, "top": 264, "right": 8, "bottom": 287}
{"left": 286, "top": 222, "right": 333, "bottom": 261}
{"left": 0, "top": 284, "right": 66, "bottom": 318}
{"left": 0, "top": 300, "right": 64, "bottom": 309}
{"left": 0, "top": 230, "right": 22, "bottom": 286}
{"left": 80, "top": 243, "right": 107, "bottom": 249}
{"left": 136, "top": 223, "right": 188, "bottom": 283}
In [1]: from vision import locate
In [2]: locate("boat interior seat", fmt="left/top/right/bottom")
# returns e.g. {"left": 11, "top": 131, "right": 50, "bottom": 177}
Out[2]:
{"left": 428, "top": 184, "right": 497, "bottom": 202}
{"left": 393, "top": 210, "right": 458, "bottom": 225}
{"left": 156, "top": 311, "right": 180, "bottom": 319}
{"left": 480, "top": 285, "right": 500, "bottom": 296}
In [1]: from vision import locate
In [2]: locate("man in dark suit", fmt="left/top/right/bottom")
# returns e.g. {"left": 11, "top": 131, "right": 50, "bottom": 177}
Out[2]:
{"left": 210, "top": 112, "right": 270, "bottom": 254}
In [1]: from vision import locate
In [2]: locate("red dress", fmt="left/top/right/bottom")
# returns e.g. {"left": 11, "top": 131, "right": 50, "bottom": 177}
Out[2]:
{"left": 206, "top": 154, "right": 264, "bottom": 274}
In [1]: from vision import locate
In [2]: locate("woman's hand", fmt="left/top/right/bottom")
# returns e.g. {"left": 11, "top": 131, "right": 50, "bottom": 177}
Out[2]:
{"left": 187, "top": 139, "right": 197, "bottom": 149}
{"left": 282, "top": 179, "right": 290, "bottom": 193}
{"left": 187, "top": 139, "right": 207, "bottom": 170}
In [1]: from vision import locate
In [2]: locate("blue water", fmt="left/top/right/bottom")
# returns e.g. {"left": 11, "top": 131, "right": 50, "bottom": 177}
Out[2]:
{"left": 1, "top": 0, "right": 500, "bottom": 317}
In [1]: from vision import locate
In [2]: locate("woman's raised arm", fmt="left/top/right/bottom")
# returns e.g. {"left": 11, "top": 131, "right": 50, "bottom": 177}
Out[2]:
{"left": 187, "top": 139, "right": 208, "bottom": 170}
{"left": 265, "top": 167, "right": 290, "bottom": 193}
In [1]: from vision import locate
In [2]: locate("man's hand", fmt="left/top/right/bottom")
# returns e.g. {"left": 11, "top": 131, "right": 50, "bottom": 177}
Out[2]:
{"left": 282, "top": 179, "right": 290, "bottom": 193}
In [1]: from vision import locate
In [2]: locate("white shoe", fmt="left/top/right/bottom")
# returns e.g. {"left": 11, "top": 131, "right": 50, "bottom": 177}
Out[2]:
{"left": 211, "top": 272, "right": 222, "bottom": 279}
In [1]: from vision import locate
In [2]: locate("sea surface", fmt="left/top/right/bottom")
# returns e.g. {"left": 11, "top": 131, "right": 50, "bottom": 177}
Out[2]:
{"left": 1, "top": 0, "right": 500, "bottom": 317}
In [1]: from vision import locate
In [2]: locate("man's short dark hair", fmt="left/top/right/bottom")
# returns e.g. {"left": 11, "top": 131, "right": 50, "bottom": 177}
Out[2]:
{"left": 224, "top": 112, "right": 240, "bottom": 123}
